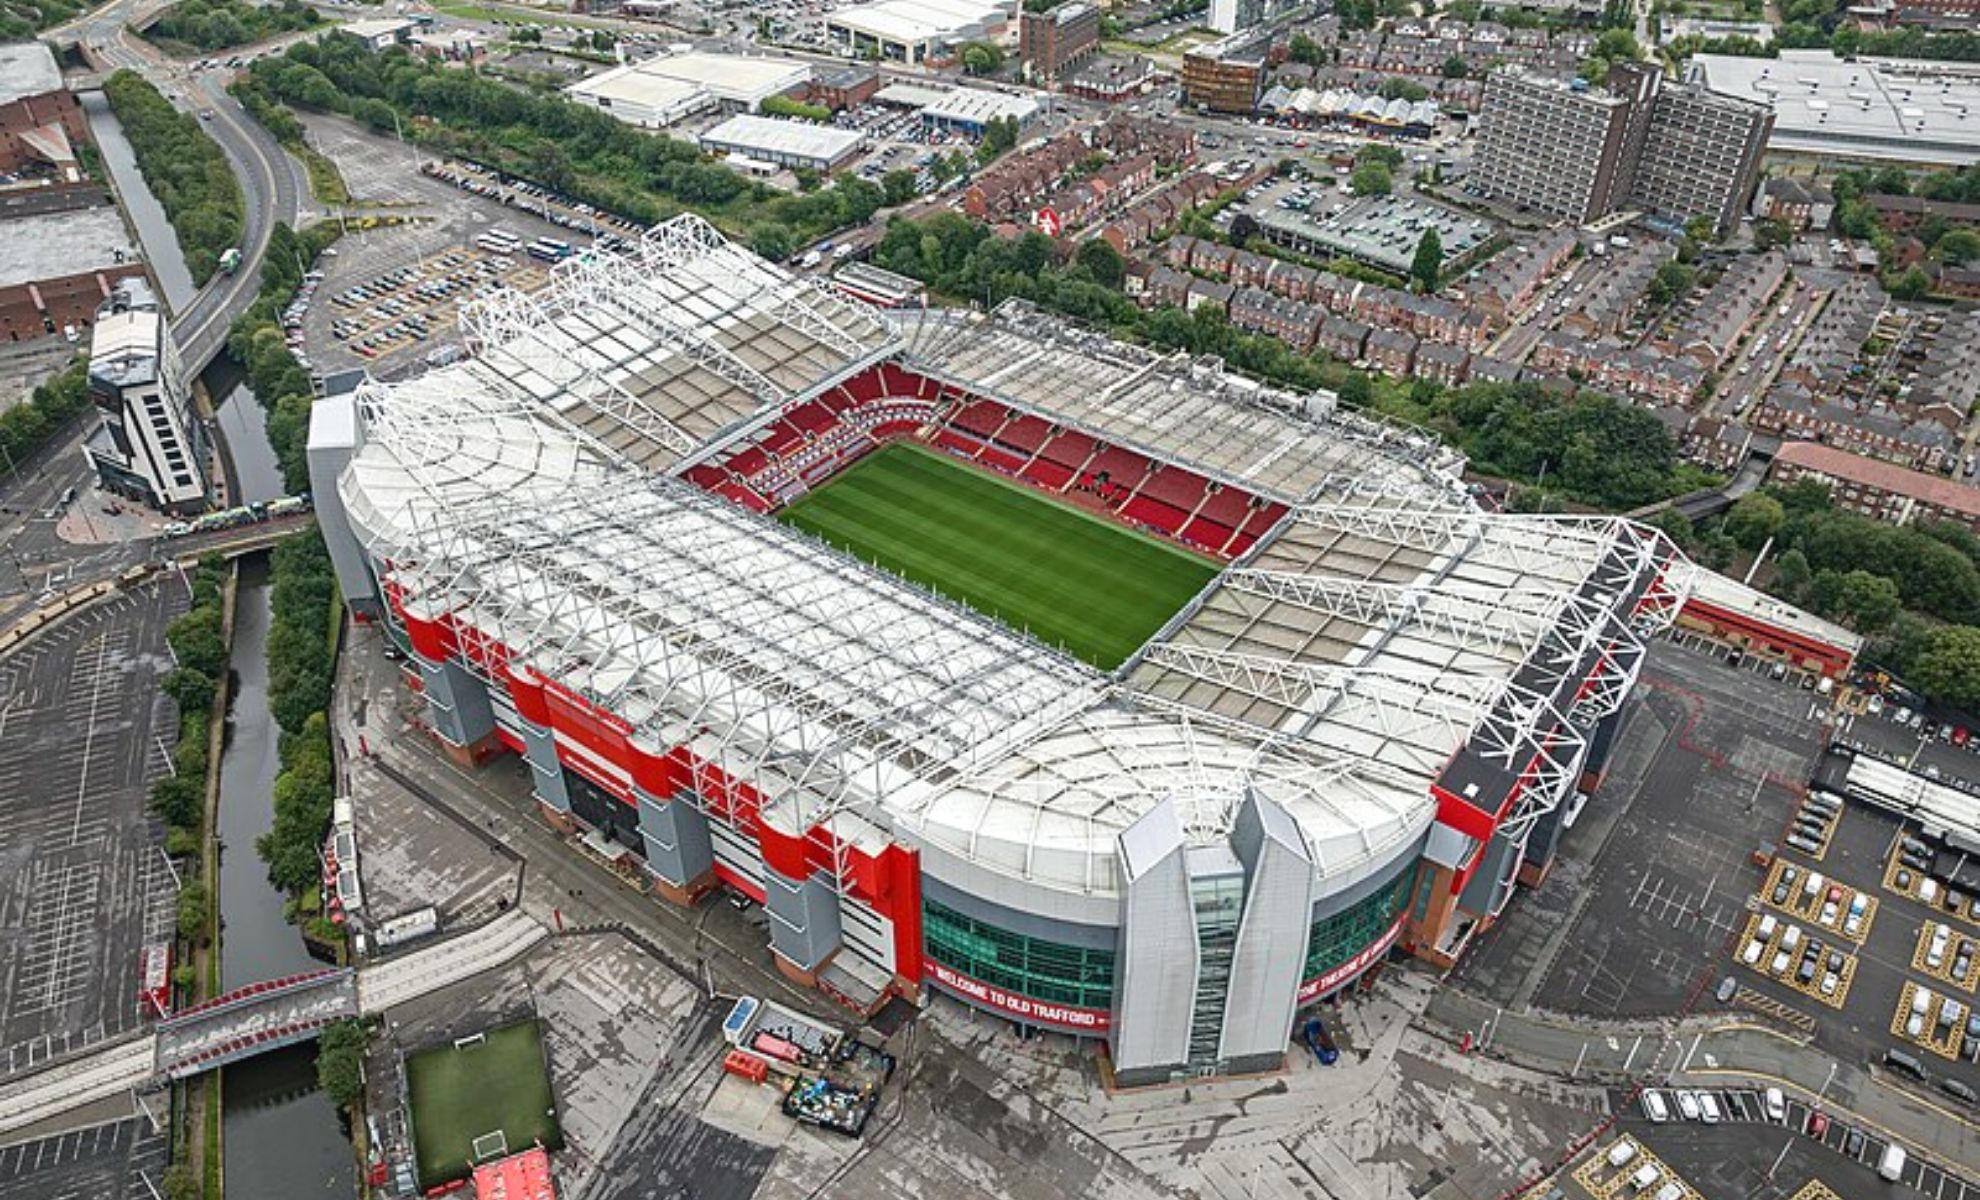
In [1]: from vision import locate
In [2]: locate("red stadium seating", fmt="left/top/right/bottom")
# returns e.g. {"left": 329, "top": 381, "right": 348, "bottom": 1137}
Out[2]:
{"left": 1001, "top": 414, "right": 1052, "bottom": 454}
{"left": 1124, "top": 496, "right": 1188, "bottom": 534}
{"left": 1139, "top": 466, "right": 1210, "bottom": 513}
{"left": 1022, "top": 458, "right": 1074, "bottom": 490}
{"left": 1196, "top": 484, "right": 1254, "bottom": 528}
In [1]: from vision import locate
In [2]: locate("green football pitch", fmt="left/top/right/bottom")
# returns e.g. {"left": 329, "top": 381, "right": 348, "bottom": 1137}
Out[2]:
{"left": 405, "top": 1019, "right": 563, "bottom": 1187}
{"left": 778, "top": 442, "right": 1219, "bottom": 669}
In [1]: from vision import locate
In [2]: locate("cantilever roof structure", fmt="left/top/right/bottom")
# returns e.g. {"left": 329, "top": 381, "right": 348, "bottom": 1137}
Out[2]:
{"left": 339, "top": 217, "right": 1691, "bottom": 907}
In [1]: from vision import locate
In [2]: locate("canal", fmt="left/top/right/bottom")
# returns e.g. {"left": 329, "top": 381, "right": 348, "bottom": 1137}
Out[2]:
{"left": 216, "top": 552, "right": 356, "bottom": 1198}
{"left": 80, "top": 91, "right": 195, "bottom": 315}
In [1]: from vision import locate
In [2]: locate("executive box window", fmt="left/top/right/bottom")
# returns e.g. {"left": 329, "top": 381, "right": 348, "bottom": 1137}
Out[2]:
{"left": 1304, "top": 866, "right": 1416, "bottom": 982}
{"left": 923, "top": 897, "right": 1115, "bottom": 1011}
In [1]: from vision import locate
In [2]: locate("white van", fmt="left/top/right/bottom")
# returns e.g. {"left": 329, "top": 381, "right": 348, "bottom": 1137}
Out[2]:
{"left": 1607, "top": 1139, "right": 1639, "bottom": 1168}
{"left": 1653, "top": 1184, "right": 1684, "bottom": 1200}
{"left": 1743, "top": 938, "right": 1766, "bottom": 965}
{"left": 1879, "top": 1143, "right": 1907, "bottom": 1182}
{"left": 1781, "top": 925, "right": 1803, "bottom": 953}
{"left": 1803, "top": 872, "right": 1824, "bottom": 900}
{"left": 1628, "top": 1163, "right": 1662, "bottom": 1192}
{"left": 1765, "top": 1086, "right": 1785, "bottom": 1122}
{"left": 1757, "top": 914, "right": 1779, "bottom": 940}
{"left": 1641, "top": 1090, "right": 1670, "bottom": 1122}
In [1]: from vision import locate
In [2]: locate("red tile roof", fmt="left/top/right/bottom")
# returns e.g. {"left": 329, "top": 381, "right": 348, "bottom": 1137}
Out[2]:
{"left": 1774, "top": 440, "right": 1980, "bottom": 519}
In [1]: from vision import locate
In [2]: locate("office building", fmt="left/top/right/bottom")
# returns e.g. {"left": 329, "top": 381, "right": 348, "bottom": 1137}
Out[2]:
{"left": 82, "top": 279, "right": 211, "bottom": 514}
{"left": 1181, "top": 31, "right": 1270, "bottom": 114}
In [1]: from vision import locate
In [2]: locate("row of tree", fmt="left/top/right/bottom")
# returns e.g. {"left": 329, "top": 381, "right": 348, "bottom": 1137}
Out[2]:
{"left": 256, "top": 532, "right": 339, "bottom": 902}
{"left": 103, "top": 71, "right": 245, "bottom": 285}
{"left": 1673, "top": 482, "right": 1980, "bottom": 708}
{"left": 226, "top": 221, "right": 342, "bottom": 494}
{"left": 149, "top": 0, "right": 319, "bottom": 52}
{"left": 245, "top": 39, "right": 896, "bottom": 257}
{"left": 870, "top": 212, "right": 1704, "bottom": 510}
{"left": 0, "top": 0, "right": 88, "bottom": 39}
{"left": 0, "top": 362, "right": 91, "bottom": 479}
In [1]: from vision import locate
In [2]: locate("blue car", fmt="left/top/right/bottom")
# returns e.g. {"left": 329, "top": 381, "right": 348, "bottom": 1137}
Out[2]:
{"left": 1302, "top": 1017, "right": 1339, "bottom": 1066}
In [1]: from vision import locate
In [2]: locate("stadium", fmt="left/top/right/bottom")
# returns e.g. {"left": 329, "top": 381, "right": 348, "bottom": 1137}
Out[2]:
{"left": 309, "top": 215, "right": 1693, "bottom": 1086}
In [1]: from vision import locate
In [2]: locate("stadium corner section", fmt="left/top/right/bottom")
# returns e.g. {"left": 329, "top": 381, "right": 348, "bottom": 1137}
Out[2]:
{"left": 304, "top": 214, "right": 1698, "bottom": 1087}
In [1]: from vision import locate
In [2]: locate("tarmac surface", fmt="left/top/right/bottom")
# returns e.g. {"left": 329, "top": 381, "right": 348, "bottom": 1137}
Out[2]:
{"left": 0, "top": 581, "right": 181, "bottom": 1062}
{"left": 0, "top": 1117, "right": 167, "bottom": 1199}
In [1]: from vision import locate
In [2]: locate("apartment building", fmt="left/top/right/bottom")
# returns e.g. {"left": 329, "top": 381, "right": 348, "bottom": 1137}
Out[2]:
{"left": 81, "top": 279, "right": 211, "bottom": 514}
{"left": 1019, "top": 2, "right": 1100, "bottom": 82}
{"left": 1629, "top": 80, "right": 1772, "bottom": 239}
{"left": 1470, "top": 64, "right": 1769, "bottom": 236}
{"left": 1770, "top": 441, "right": 1980, "bottom": 533}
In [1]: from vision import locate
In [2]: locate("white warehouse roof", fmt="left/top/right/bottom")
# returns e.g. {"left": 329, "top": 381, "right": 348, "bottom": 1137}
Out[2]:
{"left": 699, "top": 115, "right": 866, "bottom": 164}
{"left": 829, "top": 0, "right": 1010, "bottom": 43}
{"left": 1691, "top": 50, "right": 1980, "bottom": 165}
{"left": 566, "top": 63, "right": 712, "bottom": 125}
{"left": 641, "top": 51, "right": 811, "bottom": 105}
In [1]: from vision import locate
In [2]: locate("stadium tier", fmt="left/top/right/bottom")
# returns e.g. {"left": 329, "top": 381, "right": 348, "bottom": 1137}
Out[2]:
{"left": 310, "top": 216, "right": 1696, "bottom": 1086}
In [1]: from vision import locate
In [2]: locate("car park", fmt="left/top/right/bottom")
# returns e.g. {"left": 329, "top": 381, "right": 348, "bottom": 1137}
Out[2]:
{"left": 1607, "top": 1139, "right": 1638, "bottom": 1167}
{"left": 1763, "top": 1086, "right": 1785, "bottom": 1122}
{"left": 1698, "top": 1092, "right": 1722, "bottom": 1123}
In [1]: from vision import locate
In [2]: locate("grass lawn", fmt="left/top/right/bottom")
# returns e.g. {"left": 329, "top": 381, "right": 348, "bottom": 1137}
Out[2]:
{"left": 406, "top": 1019, "right": 562, "bottom": 1188}
{"left": 778, "top": 442, "right": 1218, "bottom": 669}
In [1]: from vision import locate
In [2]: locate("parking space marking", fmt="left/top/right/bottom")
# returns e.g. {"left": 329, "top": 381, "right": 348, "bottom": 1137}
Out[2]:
{"left": 1734, "top": 910, "right": 1858, "bottom": 1009}
{"left": 1732, "top": 985, "right": 1818, "bottom": 1034}
{"left": 1787, "top": 1182, "right": 1846, "bottom": 1200}
{"left": 1893, "top": 980, "right": 1968, "bottom": 1061}
{"left": 1570, "top": 1136, "right": 1703, "bottom": 1200}
{"left": 1910, "top": 920, "right": 1980, "bottom": 993}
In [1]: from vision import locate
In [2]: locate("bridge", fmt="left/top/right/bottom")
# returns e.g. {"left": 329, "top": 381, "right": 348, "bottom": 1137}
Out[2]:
{"left": 0, "top": 909, "right": 547, "bottom": 1137}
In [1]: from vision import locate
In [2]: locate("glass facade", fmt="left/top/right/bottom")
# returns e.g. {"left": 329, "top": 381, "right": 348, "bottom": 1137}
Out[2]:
{"left": 1187, "top": 870, "right": 1245, "bottom": 1065}
{"left": 1303, "top": 866, "right": 1416, "bottom": 982}
{"left": 923, "top": 897, "right": 1116, "bottom": 1010}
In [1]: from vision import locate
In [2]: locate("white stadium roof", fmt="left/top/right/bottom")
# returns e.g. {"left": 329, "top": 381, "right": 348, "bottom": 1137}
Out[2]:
{"left": 338, "top": 218, "right": 1689, "bottom": 913}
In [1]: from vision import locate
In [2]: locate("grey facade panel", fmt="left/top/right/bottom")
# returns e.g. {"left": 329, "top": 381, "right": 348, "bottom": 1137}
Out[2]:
{"left": 636, "top": 787, "right": 714, "bottom": 888}
{"left": 1111, "top": 800, "right": 1195, "bottom": 1079}
{"left": 1221, "top": 794, "right": 1314, "bottom": 1065}
{"left": 306, "top": 390, "right": 380, "bottom": 615}
{"left": 418, "top": 656, "right": 495, "bottom": 748}
{"left": 516, "top": 718, "right": 570, "bottom": 814}
{"left": 765, "top": 866, "right": 842, "bottom": 972}
{"left": 1458, "top": 824, "right": 1524, "bottom": 915}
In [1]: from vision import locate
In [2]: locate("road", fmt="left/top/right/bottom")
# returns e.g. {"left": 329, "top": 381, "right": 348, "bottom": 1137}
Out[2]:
{"left": 57, "top": 0, "right": 303, "bottom": 375}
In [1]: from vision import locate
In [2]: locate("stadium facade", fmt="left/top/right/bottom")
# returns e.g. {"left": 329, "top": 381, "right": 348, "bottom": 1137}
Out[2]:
{"left": 310, "top": 217, "right": 1693, "bottom": 1086}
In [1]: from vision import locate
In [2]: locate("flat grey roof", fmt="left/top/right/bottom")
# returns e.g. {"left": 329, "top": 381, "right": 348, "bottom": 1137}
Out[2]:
{"left": 1692, "top": 50, "right": 1980, "bottom": 165}
{"left": 0, "top": 207, "right": 139, "bottom": 291}
{"left": 0, "top": 44, "right": 61, "bottom": 106}
{"left": 1257, "top": 194, "right": 1494, "bottom": 274}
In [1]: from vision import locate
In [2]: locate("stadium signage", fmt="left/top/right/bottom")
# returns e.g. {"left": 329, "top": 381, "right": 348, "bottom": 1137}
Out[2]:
{"left": 927, "top": 962, "right": 1110, "bottom": 1031}
{"left": 1296, "top": 911, "right": 1405, "bottom": 1004}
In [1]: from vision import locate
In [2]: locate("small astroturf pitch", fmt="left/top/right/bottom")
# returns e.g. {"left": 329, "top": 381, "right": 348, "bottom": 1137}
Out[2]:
{"left": 777, "top": 442, "right": 1219, "bottom": 669}
{"left": 405, "top": 1019, "right": 563, "bottom": 1187}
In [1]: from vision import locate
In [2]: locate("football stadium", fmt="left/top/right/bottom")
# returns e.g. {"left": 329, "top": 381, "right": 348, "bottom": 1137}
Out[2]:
{"left": 310, "top": 215, "right": 1694, "bottom": 1086}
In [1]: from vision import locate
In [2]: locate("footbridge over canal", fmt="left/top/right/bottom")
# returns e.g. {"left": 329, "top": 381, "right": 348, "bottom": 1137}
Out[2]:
{"left": 0, "top": 909, "right": 546, "bottom": 1137}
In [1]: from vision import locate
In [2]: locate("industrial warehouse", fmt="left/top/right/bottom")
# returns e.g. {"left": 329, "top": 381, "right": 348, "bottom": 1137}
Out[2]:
{"left": 308, "top": 217, "right": 1694, "bottom": 1087}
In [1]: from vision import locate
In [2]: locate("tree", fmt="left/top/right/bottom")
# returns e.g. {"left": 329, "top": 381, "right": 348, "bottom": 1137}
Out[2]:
{"left": 1289, "top": 33, "right": 1325, "bottom": 65}
{"left": 750, "top": 223, "right": 796, "bottom": 263}
{"left": 1410, "top": 228, "right": 1443, "bottom": 292}
{"left": 962, "top": 41, "right": 1002, "bottom": 75}
{"left": 162, "top": 667, "right": 216, "bottom": 715}
{"left": 1772, "top": 547, "right": 1812, "bottom": 599}
{"left": 1829, "top": 569, "right": 1901, "bottom": 632}
{"left": 1338, "top": 371, "right": 1375, "bottom": 406}
{"left": 1076, "top": 238, "right": 1125, "bottom": 289}
{"left": 177, "top": 881, "right": 211, "bottom": 941}
{"left": 1888, "top": 265, "right": 1933, "bottom": 300}
{"left": 1724, "top": 492, "right": 1785, "bottom": 550}
{"left": 1442, "top": 54, "right": 1470, "bottom": 78}
{"left": 881, "top": 168, "right": 918, "bottom": 207}
{"left": 1753, "top": 217, "right": 1794, "bottom": 251}
{"left": 1379, "top": 77, "right": 1429, "bottom": 102}
{"left": 1933, "top": 228, "right": 1980, "bottom": 263}
{"left": 510, "top": 24, "right": 540, "bottom": 43}
{"left": 162, "top": 1165, "right": 199, "bottom": 1200}
{"left": 590, "top": 29, "right": 614, "bottom": 52}
{"left": 1647, "top": 259, "right": 1697, "bottom": 307}
{"left": 1350, "top": 161, "right": 1392, "bottom": 196}
{"left": 316, "top": 1019, "right": 369, "bottom": 1108}
{"left": 1910, "top": 625, "right": 1980, "bottom": 709}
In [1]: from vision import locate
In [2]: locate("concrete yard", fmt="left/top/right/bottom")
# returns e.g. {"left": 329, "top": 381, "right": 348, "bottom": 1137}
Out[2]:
{"left": 1455, "top": 635, "right": 1829, "bottom": 1020}
{"left": 0, "top": 583, "right": 182, "bottom": 1062}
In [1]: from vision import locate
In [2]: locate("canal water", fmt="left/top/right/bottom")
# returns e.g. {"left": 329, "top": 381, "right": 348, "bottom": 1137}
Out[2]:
{"left": 80, "top": 92, "right": 195, "bottom": 315}
{"left": 217, "top": 556, "right": 356, "bottom": 1197}
{"left": 207, "top": 358, "right": 288, "bottom": 503}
